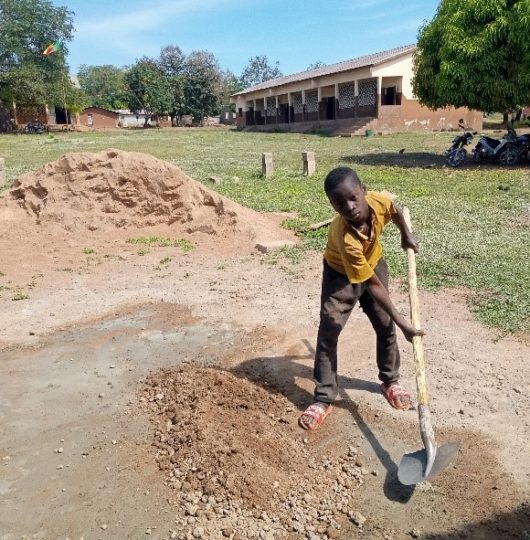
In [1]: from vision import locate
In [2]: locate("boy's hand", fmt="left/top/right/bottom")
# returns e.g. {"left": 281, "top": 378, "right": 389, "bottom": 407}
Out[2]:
{"left": 400, "top": 321, "right": 425, "bottom": 343}
{"left": 401, "top": 232, "right": 419, "bottom": 253}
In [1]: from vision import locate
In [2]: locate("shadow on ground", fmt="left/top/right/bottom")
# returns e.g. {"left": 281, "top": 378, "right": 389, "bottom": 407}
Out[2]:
{"left": 341, "top": 152, "right": 449, "bottom": 169}
{"left": 231, "top": 340, "right": 415, "bottom": 505}
{"left": 424, "top": 504, "right": 530, "bottom": 540}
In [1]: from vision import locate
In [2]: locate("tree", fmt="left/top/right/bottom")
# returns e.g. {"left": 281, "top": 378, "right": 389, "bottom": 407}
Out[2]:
{"left": 125, "top": 57, "right": 171, "bottom": 124}
{"left": 0, "top": 0, "right": 74, "bottom": 106}
{"left": 183, "top": 50, "right": 222, "bottom": 124}
{"left": 307, "top": 61, "right": 326, "bottom": 71}
{"left": 77, "top": 65, "right": 128, "bottom": 110}
{"left": 158, "top": 45, "right": 186, "bottom": 125}
{"left": 413, "top": 0, "right": 530, "bottom": 114}
{"left": 240, "top": 55, "right": 282, "bottom": 89}
{"left": 217, "top": 69, "right": 242, "bottom": 109}
{"left": 158, "top": 45, "right": 185, "bottom": 78}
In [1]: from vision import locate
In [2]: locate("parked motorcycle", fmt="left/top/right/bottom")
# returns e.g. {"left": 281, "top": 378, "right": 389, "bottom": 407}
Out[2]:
{"left": 25, "top": 119, "right": 45, "bottom": 134}
{"left": 472, "top": 124, "right": 518, "bottom": 165}
{"left": 512, "top": 123, "right": 530, "bottom": 163}
{"left": 444, "top": 120, "right": 476, "bottom": 167}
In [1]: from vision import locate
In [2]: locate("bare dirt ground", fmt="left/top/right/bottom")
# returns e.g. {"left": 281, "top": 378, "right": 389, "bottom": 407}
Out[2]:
{"left": 0, "top": 152, "right": 529, "bottom": 539}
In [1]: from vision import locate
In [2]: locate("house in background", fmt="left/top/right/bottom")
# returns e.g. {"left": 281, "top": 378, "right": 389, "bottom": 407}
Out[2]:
{"left": 231, "top": 45, "right": 482, "bottom": 135}
{"left": 78, "top": 106, "right": 119, "bottom": 128}
{"left": 13, "top": 104, "right": 71, "bottom": 126}
{"left": 219, "top": 106, "right": 237, "bottom": 125}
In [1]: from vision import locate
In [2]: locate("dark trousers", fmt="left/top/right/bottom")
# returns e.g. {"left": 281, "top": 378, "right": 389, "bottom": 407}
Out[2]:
{"left": 314, "top": 258, "right": 400, "bottom": 403}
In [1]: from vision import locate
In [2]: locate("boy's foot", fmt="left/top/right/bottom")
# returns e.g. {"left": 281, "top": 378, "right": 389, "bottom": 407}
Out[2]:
{"left": 380, "top": 383, "right": 412, "bottom": 410}
{"left": 298, "top": 402, "right": 333, "bottom": 431}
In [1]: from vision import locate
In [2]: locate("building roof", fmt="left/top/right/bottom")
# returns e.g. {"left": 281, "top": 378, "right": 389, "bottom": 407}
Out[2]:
{"left": 82, "top": 105, "right": 119, "bottom": 115}
{"left": 232, "top": 44, "right": 417, "bottom": 97}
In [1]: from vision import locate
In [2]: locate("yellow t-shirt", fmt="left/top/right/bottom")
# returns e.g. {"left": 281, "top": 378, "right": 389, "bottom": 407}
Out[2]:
{"left": 323, "top": 191, "right": 396, "bottom": 283}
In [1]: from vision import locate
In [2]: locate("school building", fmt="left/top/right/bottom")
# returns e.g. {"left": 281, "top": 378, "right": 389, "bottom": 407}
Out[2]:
{"left": 231, "top": 45, "right": 482, "bottom": 135}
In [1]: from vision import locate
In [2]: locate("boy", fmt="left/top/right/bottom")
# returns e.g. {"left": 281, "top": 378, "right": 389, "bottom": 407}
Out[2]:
{"left": 299, "top": 167, "right": 425, "bottom": 430}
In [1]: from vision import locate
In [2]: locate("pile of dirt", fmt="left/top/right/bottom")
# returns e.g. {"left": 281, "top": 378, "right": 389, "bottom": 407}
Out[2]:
{"left": 3, "top": 149, "right": 293, "bottom": 244}
{"left": 141, "top": 367, "right": 369, "bottom": 539}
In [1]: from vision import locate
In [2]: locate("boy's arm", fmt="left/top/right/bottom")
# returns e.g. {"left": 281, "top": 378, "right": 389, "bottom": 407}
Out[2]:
{"left": 365, "top": 272, "right": 425, "bottom": 342}
{"left": 391, "top": 204, "right": 420, "bottom": 253}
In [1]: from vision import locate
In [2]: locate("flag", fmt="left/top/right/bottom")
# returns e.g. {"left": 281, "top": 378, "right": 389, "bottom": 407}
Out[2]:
{"left": 42, "top": 41, "right": 62, "bottom": 56}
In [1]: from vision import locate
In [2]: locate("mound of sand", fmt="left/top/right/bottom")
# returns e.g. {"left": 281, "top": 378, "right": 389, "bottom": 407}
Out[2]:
{"left": 3, "top": 149, "right": 293, "bottom": 244}
{"left": 142, "top": 367, "right": 365, "bottom": 537}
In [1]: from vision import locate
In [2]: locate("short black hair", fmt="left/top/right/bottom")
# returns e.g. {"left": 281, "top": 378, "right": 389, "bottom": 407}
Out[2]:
{"left": 324, "top": 167, "right": 362, "bottom": 195}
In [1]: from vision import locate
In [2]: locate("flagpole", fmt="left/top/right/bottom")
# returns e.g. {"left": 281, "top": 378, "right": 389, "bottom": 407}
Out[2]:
{"left": 60, "top": 51, "right": 69, "bottom": 127}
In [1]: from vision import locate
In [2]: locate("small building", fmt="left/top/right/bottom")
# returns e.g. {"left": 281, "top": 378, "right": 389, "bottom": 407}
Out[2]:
{"left": 219, "top": 106, "right": 237, "bottom": 125}
{"left": 13, "top": 104, "right": 71, "bottom": 126}
{"left": 231, "top": 45, "right": 482, "bottom": 135}
{"left": 78, "top": 106, "right": 119, "bottom": 128}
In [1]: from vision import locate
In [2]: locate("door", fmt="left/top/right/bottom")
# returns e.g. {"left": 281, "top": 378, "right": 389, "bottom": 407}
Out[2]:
{"left": 382, "top": 86, "right": 397, "bottom": 105}
{"left": 325, "top": 97, "right": 335, "bottom": 120}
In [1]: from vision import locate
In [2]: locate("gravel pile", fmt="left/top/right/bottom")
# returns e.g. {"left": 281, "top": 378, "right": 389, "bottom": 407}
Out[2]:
{"left": 141, "top": 368, "right": 369, "bottom": 539}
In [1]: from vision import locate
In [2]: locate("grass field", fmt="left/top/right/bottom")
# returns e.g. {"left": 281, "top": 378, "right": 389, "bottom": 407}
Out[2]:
{"left": 1, "top": 127, "right": 529, "bottom": 332}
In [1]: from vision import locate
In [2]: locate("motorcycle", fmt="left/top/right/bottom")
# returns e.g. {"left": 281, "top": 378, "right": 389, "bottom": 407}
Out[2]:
{"left": 472, "top": 124, "right": 518, "bottom": 165}
{"left": 512, "top": 123, "right": 530, "bottom": 163}
{"left": 25, "top": 119, "right": 45, "bottom": 134}
{"left": 444, "top": 120, "right": 476, "bottom": 167}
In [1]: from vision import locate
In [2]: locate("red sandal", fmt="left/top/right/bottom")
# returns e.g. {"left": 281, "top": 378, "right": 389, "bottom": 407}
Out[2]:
{"left": 380, "top": 383, "right": 413, "bottom": 411}
{"left": 298, "top": 402, "right": 333, "bottom": 431}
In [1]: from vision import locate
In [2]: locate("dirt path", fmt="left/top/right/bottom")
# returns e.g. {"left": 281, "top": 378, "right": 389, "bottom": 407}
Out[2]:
{"left": 1, "top": 223, "right": 529, "bottom": 540}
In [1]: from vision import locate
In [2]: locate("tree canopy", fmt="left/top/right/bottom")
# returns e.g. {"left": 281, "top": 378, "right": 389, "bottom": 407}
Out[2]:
{"left": 306, "top": 61, "right": 326, "bottom": 71}
{"left": 183, "top": 50, "right": 221, "bottom": 123}
{"left": 0, "top": 0, "right": 75, "bottom": 106}
{"left": 125, "top": 57, "right": 171, "bottom": 120}
{"left": 240, "top": 55, "right": 282, "bottom": 89}
{"left": 78, "top": 65, "right": 128, "bottom": 110}
{"left": 413, "top": 0, "right": 530, "bottom": 113}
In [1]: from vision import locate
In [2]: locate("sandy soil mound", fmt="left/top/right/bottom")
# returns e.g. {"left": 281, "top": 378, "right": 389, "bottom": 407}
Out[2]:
{"left": 142, "top": 367, "right": 368, "bottom": 538}
{"left": 3, "top": 149, "right": 293, "bottom": 243}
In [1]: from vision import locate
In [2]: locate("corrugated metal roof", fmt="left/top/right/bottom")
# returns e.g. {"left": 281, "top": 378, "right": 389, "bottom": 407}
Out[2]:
{"left": 232, "top": 44, "right": 417, "bottom": 97}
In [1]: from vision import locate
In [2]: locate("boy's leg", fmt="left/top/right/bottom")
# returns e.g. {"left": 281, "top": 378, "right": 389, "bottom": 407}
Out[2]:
{"left": 358, "top": 259, "right": 410, "bottom": 409}
{"left": 313, "top": 261, "right": 360, "bottom": 403}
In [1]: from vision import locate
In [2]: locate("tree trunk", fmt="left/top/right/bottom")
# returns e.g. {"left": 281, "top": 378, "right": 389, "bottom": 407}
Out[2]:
{"left": 503, "top": 111, "right": 509, "bottom": 125}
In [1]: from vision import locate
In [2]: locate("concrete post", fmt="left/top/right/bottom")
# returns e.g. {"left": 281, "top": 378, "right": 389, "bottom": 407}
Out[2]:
{"left": 376, "top": 76, "right": 382, "bottom": 117}
{"left": 354, "top": 80, "right": 359, "bottom": 118}
{"left": 262, "top": 153, "right": 273, "bottom": 178}
{"left": 302, "top": 152, "right": 315, "bottom": 176}
{"left": 317, "top": 87, "right": 322, "bottom": 121}
{"left": 0, "top": 158, "right": 5, "bottom": 187}
{"left": 334, "top": 83, "right": 340, "bottom": 119}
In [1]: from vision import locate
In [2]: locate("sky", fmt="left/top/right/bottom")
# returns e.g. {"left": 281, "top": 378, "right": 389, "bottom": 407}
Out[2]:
{"left": 56, "top": 0, "right": 440, "bottom": 76}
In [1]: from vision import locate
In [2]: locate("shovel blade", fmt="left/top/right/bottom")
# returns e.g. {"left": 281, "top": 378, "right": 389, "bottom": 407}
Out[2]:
{"left": 398, "top": 442, "right": 460, "bottom": 486}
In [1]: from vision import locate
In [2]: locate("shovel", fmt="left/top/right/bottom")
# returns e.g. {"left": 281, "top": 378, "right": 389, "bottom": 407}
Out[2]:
{"left": 397, "top": 208, "right": 459, "bottom": 486}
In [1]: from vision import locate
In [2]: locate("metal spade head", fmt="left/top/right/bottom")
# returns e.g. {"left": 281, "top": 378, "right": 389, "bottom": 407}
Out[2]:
{"left": 398, "top": 442, "right": 460, "bottom": 485}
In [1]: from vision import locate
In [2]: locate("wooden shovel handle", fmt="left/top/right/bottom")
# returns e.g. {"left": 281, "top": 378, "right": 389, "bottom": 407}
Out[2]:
{"left": 402, "top": 208, "right": 429, "bottom": 407}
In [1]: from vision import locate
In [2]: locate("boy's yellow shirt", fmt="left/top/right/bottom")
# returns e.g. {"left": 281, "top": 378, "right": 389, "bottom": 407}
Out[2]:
{"left": 323, "top": 191, "right": 396, "bottom": 284}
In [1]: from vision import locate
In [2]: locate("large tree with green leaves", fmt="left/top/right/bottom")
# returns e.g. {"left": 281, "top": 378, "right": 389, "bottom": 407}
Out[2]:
{"left": 240, "top": 55, "right": 282, "bottom": 89}
{"left": 217, "top": 69, "right": 242, "bottom": 108}
{"left": 78, "top": 64, "right": 128, "bottom": 110}
{"left": 158, "top": 45, "right": 186, "bottom": 125}
{"left": 183, "top": 50, "right": 222, "bottom": 124}
{"left": 413, "top": 0, "right": 530, "bottom": 114}
{"left": 0, "top": 0, "right": 75, "bottom": 106}
{"left": 125, "top": 57, "right": 171, "bottom": 123}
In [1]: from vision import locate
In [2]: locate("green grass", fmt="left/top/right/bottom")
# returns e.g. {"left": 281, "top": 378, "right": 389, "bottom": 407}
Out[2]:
{"left": 0, "top": 128, "right": 528, "bottom": 332}
{"left": 126, "top": 236, "right": 194, "bottom": 252}
{"left": 82, "top": 247, "right": 96, "bottom": 254}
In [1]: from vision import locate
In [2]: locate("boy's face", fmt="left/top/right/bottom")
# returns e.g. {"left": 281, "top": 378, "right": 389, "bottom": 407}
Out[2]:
{"left": 327, "top": 179, "right": 369, "bottom": 226}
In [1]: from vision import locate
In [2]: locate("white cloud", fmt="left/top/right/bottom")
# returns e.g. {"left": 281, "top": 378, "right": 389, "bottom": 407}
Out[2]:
{"left": 73, "top": 0, "right": 237, "bottom": 60}
{"left": 76, "top": 0, "right": 227, "bottom": 36}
